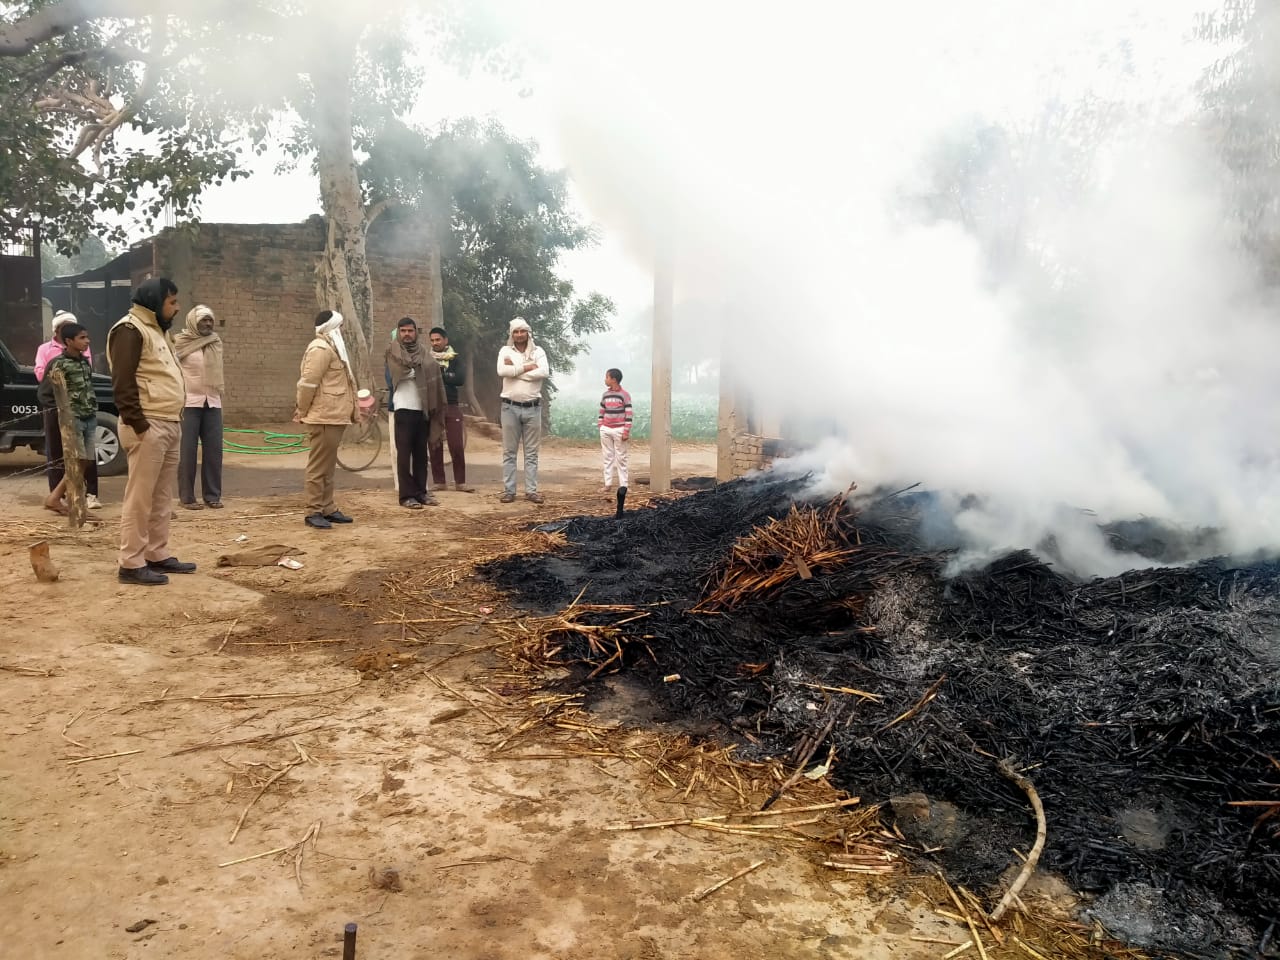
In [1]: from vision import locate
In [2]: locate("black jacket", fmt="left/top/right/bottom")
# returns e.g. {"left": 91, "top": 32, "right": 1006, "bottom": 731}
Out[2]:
{"left": 439, "top": 353, "right": 465, "bottom": 405}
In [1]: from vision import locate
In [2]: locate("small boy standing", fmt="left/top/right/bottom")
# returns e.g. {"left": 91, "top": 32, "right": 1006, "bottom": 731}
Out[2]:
{"left": 37, "top": 323, "right": 101, "bottom": 512}
{"left": 597, "top": 367, "right": 633, "bottom": 517}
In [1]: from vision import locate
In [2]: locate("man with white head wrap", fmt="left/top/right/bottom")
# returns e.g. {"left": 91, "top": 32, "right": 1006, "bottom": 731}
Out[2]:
{"left": 495, "top": 317, "right": 549, "bottom": 503}
{"left": 173, "top": 304, "right": 225, "bottom": 509}
{"left": 295, "top": 309, "right": 358, "bottom": 529}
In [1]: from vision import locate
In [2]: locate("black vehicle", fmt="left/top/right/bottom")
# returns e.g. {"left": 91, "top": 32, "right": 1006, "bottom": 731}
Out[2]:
{"left": 0, "top": 337, "right": 126, "bottom": 476}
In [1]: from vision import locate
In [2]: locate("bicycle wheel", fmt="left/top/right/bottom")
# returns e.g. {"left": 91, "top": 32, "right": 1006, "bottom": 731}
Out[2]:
{"left": 336, "top": 419, "right": 382, "bottom": 472}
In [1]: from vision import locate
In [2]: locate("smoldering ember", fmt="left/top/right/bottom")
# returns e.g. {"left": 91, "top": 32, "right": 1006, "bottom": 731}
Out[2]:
{"left": 482, "top": 476, "right": 1280, "bottom": 960}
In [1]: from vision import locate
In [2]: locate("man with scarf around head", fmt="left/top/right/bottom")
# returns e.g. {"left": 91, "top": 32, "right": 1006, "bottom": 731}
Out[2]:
{"left": 173, "top": 304, "right": 225, "bottom": 509}
{"left": 427, "top": 326, "right": 474, "bottom": 492}
{"left": 496, "top": 317, "right": 550, "bottom": 503}
{"left": 107, "top": 277, "right": 198, "bottom": 585}
{"left": 385, "top": 317, "right": 446, "bottom": 509}
{"left": 295, "top": 309, "right": 358, "bottom": 529}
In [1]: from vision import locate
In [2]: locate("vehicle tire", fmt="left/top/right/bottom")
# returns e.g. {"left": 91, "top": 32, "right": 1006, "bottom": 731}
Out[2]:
{"left": 95, "top": 412, "right": 127, "bottom": 476}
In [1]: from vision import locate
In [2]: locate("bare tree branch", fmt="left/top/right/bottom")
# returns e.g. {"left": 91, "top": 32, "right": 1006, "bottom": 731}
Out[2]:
{"left": 67, "top": 48, "right": 157, "bottom": 160}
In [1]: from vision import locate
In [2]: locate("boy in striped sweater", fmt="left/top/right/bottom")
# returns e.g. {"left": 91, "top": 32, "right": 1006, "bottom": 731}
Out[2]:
{"left": 598, "top": 368, "right": 632, "bottom": 517}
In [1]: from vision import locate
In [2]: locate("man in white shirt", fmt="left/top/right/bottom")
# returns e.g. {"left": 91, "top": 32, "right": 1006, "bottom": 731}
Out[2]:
{"left": 496, "top": 317, "right": 549, "bottom": 503}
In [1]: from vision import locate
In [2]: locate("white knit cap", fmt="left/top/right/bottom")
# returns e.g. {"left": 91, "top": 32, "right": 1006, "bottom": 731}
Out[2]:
{"left": 509, "top": 317, "right": 531, "bottom": 333}
{"left": 52, "top": 310, "right": 77, "bottom": 330}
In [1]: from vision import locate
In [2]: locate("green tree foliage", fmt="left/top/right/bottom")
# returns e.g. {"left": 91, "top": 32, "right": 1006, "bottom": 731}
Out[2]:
{"left": 0, "top": 12, "right": 244, "bottom": 253}
{"left": 0, "top": 1, "right": 440, "bottom": 387}
{"left": 363, "top": 118, "right": 616, "bottom": 417}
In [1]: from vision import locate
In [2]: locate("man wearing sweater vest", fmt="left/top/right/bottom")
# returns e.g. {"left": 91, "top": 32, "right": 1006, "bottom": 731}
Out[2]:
{"left": 598, "top": 367, "right": 633, "bottom": 518}
{"left": 108, "top": 278, "right": 197, "bottom": 586}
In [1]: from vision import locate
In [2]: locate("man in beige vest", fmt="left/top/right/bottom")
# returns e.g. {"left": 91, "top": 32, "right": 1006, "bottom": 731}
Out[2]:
{"left": 295, "top": 309, "right": 358, "bottom": 529}
{"left": 107, "top": 277, "right": 197, "bottom": 585}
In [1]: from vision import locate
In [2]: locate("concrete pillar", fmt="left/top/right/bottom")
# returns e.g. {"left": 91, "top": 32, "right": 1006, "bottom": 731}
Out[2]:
{"left": 650, "top": 250, "right": 673, "bottom": 493}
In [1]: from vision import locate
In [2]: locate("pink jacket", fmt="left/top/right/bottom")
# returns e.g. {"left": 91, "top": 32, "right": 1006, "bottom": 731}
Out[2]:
{"left": 35, "top": 340, "right": 92, "bottom": 381}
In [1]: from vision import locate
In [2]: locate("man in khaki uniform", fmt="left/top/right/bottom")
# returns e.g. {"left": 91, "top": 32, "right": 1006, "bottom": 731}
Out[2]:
{"left": 107, "top": 277, "right": 196, "bottom": 585}
{"left": 295, "top": 309, "right": 358, "bottom": 529}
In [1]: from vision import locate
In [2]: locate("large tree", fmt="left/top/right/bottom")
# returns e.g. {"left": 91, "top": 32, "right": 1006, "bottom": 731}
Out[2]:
{"left": 0, "top": 0, "right": 439, "bottom": 387}
{"left": 362, "top": 117, "right": 615, "bottom": 419}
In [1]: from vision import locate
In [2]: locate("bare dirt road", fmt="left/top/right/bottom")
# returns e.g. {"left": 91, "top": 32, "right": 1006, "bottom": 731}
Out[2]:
{"left": 0, "top": 432, "right": 956, "bottom": 960}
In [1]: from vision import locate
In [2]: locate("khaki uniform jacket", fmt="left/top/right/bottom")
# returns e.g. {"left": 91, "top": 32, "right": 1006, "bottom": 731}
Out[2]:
{"left": 296, "top": 336, "right": 357, "bottom": 425}
{"left": 107, "top": 305, "right": 186, "bottom": 425}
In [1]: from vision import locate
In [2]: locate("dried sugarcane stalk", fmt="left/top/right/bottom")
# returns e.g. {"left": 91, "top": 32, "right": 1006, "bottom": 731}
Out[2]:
{"left": 989, "top": 759, "right": 1047, "bottom": 923}
{"left": 691, "top": 858, "right": 768, "bottom": 902}
{"left": 761, "top": 707, "right": 842, "bottom": 811}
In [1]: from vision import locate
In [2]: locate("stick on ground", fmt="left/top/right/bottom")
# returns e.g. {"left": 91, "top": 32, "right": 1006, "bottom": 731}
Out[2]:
{"left": 989, "top": 759, "right": 1047, "bottom": 923}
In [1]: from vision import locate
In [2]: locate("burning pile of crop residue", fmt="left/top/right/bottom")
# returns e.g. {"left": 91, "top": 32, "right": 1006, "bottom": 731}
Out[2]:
{"left": 482, "top": 477, "right": 1280, "bottom": 959}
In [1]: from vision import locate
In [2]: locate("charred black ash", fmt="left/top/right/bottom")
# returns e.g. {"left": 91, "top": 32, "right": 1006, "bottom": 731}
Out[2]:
{"left": 481, "top": 477, "right": 1280, "bottom": 959}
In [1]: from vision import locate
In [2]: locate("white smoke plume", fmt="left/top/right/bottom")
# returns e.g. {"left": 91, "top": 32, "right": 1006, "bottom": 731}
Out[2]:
{"left": 475, "top": 0, "right": 1277, "bottom": 575}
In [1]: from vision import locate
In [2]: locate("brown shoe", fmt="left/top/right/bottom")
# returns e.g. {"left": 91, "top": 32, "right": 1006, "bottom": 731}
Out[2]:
{"left": 525, "top": 492, "right": 544, "bottom": 504}
{"left": 182, "top": 501, "right": 204, "bottom": 510}
{"left": 499, "top": 492, "right": 516, "bottom": 503}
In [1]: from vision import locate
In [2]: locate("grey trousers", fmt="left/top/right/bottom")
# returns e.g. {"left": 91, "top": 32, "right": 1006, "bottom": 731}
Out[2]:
{"left": 179, "top": 405, "right": 223, "bottom": 504}
{"left": 500, "top": 401, "right": 541, "bottom": 495}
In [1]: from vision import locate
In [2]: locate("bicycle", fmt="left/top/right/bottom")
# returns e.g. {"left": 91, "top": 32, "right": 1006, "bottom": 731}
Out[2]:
{"left": 336, "top": 400, "right": 383, "bottom": 472}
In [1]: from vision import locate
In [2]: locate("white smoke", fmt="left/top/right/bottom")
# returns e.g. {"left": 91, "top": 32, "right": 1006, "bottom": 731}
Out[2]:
{"left": 471, "top": 0, "right": 1277, "bottom": 574}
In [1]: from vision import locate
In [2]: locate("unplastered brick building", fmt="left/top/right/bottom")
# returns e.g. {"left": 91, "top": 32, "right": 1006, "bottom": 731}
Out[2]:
{"left": 48, "top": 215, "right": 437, "bottom": 421}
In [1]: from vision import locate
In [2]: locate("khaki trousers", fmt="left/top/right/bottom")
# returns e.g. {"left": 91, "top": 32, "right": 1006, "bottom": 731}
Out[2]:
{"left": 305, "top": 423, "right": 345, "bottom": 514}
{"left": 118, "top": 419, "right": 181, "bottom": 569}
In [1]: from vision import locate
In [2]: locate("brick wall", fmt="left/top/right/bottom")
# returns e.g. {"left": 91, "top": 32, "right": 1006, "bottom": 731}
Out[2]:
{"left": 135, "top": 216, "right": 435, "bottom": 422}
{"left": 730, "top": 433, "right": 774, "bottom": 477}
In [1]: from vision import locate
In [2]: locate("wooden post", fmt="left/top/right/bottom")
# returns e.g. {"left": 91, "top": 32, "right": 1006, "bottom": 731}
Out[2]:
{"left": 49, "top": 369, "right": 87, "bottom": 529}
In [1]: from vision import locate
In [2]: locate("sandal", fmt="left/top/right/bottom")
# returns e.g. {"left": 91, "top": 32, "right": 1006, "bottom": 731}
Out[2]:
{"left": 182, "top": 501, "right": 205, "bottom": 510}
{"left": 400, "top": 498, "right": 424, "bottom": 510}
{"left": 205, "top": 501, "right": 224, "bottom": 509}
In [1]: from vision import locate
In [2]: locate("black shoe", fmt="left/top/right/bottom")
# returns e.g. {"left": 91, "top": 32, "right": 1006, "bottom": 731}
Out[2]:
{"left": 305, "top": 513, "right": 333, "bottom": 529}
{"left": 324, "top": 510, "right": 353, "bottom": 523}
{"left": 119, "top": 565, "right": 168, "bottom": 586}
{"left": 148, "top": 557, "right": 197, "bottom": 574}
{"left": 400, "top": 498, "right": 424, "bottom": 510}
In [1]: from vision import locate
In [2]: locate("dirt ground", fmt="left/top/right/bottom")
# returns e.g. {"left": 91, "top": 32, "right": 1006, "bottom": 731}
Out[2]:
{"left": 0, "top": 429, "right": 961, "bottom": 960}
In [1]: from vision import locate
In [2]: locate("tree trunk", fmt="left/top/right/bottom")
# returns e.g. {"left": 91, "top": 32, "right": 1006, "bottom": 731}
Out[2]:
{"left": 49, "top": 369, "right": 86, "bottom": 529}
{"left": 468, "top": 337, "right": 504, "bottom": 423}
{"left": 312, "top": 36, "right": 373, "bottom": 390}
{"left": 460, "top": 348, "right": 482, "bottom": 416}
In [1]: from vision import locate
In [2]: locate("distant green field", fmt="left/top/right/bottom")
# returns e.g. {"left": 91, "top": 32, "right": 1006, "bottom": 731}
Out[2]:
{"left": 549, "top": 393, "right": 717, "bottom": 441}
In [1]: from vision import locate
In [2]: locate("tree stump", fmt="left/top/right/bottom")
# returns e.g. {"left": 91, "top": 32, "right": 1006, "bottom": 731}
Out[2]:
{"left": 29, "top": 540, "right": 59, "bottom": 582}
{"left": 49, "top": 368, "right": 87, "bottom": 529}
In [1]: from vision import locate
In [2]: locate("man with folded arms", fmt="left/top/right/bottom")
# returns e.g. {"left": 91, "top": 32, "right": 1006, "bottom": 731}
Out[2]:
{"left": 496, "top": 317, "right": 549, "bottom": 503}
